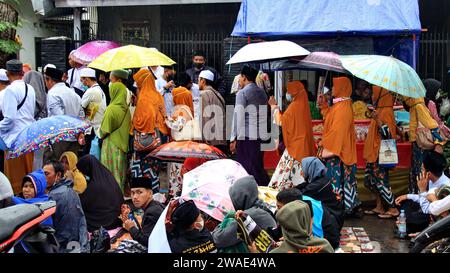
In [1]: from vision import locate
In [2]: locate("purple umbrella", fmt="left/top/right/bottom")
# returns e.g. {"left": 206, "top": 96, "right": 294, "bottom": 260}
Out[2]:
{"left": 298, "top": 51, "right": 347, "bottom": 73}
{"left": 264, "top": 51, "right": 349, "bottom": 74}
{"left": 71, "top": 40, "right": 120, "bottom": 65}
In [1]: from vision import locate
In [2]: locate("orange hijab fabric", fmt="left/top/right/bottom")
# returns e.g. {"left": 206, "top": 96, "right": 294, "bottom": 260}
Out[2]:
{"left": 363, "top": 86, "right": 397, "bottom": 163}
{"left": 172, "top": 87, "right": 194, "bottom": 115}
{"left": 281, "top": 81, "right": 315, "bottom": 162}
{"left": 132, "top": 68, "right": 168, "bottom": 135}
{"left": 321, "top": 77, "right": 357, "bottom": 165}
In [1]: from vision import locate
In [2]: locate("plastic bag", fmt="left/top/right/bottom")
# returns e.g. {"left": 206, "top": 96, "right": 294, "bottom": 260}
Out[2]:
{"left": 440, "top": 98, "right": 450, "bottom": 118}
{"left": 90, "top": 227, "right": 111, "bottom": 253}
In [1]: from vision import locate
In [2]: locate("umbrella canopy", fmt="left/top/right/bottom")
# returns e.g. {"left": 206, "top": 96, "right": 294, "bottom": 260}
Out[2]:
{"left": 71, "top": 40, "right": 120, "bottom": 65}
{"left": 226, "top": 40, "right": 310, "bottom": 65}
{"left": 340, "top": 55, "right": 426, "bottom": 98}
{"left": 7, "top": 115, "right": 90, "bottom": 159}
{"left": 88, "top": 45, "right": 176, "bottom": 72}
{"left": 181, "top": 159, "right": 249, "bottom": 221}
{"left": 264, "top": 51, "right": 348, "bottom": 73}
{"left": 147, "top": 141, "right": 227, "bottom": 163}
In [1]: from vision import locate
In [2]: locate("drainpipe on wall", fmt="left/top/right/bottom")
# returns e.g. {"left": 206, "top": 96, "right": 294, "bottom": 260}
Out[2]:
{"left": 73, "top": 7, "right": 82, "bottom": 48}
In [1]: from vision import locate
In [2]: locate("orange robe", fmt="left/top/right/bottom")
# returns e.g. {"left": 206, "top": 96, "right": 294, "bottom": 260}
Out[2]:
{"left": 363, "top": 86, "right": 397, "bottom": 163}
{"left": 321, "top": 77, "right": 357, "bottom": 165}
{"left": 275, "top": 81, "right": 315, "bottom": 162}
{"left": 132, "top": 68, "right": 168, "bottom": 135}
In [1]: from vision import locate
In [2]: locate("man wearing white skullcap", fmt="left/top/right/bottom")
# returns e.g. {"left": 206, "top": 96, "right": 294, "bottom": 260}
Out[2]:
{"left": 198, "top": 70, "right": 226, "bottom": 148}
{"left": 66, "top": 50, "right": 86, "bottom": 97}
{"left": 79, "top": 68, "right": 106, "bottom": 157}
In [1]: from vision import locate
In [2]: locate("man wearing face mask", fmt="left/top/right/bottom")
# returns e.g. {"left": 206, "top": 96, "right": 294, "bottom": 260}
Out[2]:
{"left": 79, "top": 68, "right": 106, "bottom": 156}
{"left": 169, "top": 200, "right": 217, "bottom": 253}
{"left": 185, "top": 50, "right": 227, "bottom": 99}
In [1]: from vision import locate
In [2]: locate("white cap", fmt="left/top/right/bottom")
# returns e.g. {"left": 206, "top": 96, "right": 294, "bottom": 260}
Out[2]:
{"left": 80, "top": 68, "right": 96, "bottom": 78}
{"left": 199, "top": 70, "right": 214, "bottom": 82}
{"left": 43, "top": 64, "right": 56, "bottom": 73}
{"left": 0, "top": 69, "right": 8, "bottom": 81}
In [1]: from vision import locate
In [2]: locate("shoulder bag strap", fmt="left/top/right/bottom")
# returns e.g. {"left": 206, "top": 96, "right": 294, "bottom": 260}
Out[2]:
{"left": 17, "top": 83, "right": 28, "bottom": 111}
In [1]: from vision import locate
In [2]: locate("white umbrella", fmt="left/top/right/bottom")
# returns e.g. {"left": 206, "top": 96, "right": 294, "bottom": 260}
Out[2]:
{"left": 226, "top": 40, "right": 310, "bottom": 65}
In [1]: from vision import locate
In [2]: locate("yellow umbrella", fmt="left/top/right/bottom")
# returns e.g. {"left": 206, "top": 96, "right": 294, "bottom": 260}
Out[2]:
{"left": 88, "top": 45, "right": 176, "bottom": 72}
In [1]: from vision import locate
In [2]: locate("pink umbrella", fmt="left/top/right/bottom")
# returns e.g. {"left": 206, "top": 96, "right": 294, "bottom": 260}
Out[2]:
{"left": 71, "top": 40, "right": 120, "bottom": 65}
{"left": 181, "top": 159, "right": 249, "bottom": 221}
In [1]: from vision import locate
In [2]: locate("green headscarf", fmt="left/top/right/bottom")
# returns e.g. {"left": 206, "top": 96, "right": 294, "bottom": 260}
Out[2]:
{"left": 270, "top": 200, "right": 334, "bottom": 253}
{"left": 100, "top": 82, "right": 131, "bottom": 152}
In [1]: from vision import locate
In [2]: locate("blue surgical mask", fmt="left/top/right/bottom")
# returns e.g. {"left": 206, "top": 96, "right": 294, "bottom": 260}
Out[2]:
{"left": 286, "top": 93, "right": 293, "bottom": 102}
{"left": 85, "top": 175, "right": 91, "bottom": 182}
{"left": 82, "top": 85, "right": 89, "bottom": 91}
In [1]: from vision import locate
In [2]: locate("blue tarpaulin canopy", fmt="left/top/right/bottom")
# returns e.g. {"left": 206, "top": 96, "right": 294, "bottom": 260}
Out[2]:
{"left": 230, "top": 0, "right": 422, "bottom": 67}
{"left": 232, "top": 0, "right": 421, "bottom": 37}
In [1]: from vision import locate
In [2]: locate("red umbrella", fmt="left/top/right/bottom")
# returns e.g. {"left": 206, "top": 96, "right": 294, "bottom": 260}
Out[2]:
{"left": 146, "top": 141, "right": 227, "bottom": 162}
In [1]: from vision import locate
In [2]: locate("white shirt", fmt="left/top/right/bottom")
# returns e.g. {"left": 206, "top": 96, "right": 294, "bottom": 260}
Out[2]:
{"left": 191, "top": 83, "right": 201, "bottom": 122}
{"left": 155, "top": 77, "right": 174, "bottom": 116}
{"left": 0, "top": 91, "right": 5, "bottom": 112}
{"left": 429, "top": 194, "right": 450, "bottom": 216}
{"left": 152, "top": 66, "right": 164, "bottom": 79}
{"left": 0, "top": 80, "right": 36, "bottom": 148}
{"left": 47, "top": 82, "right": 83, "bottom": 117}
{"left": 408, "top": 174, "right": 450, "bottom": 214}
{"left": 81, "top": 83, "right": 106, "bottom": 137}
{"left": 66, "top": 66, "right": 85, "bottom": 92}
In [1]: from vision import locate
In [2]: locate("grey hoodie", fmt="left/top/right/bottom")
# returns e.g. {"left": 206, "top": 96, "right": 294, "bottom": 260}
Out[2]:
{"left": 212, "top": 176, "right": 276, "bottom": 248}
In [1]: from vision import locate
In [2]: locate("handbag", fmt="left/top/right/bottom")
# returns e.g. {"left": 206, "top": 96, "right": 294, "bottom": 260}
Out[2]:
{"left": 133, "top": 129, "right": 162, "bottom": 152}
{"left": 378, "top": 139, "right": 398, "bottom": 168}
{"left": 416, "top": 121, "right": 436, "bottom": 150}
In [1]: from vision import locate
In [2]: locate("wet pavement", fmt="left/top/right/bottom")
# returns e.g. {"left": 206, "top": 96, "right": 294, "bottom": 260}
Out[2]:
{"left": 344, "top": 213, "right": 411, "bottom": 253}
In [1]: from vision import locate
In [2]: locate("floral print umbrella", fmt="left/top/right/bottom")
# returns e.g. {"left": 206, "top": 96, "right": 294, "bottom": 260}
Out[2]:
{"left": 147, "top": 141, "right": 227, "bottom": 163}
{"left": 7, "top": 115, "right": 90, "bottom": 159}
{"left": 181, "top": 159, "right": 249, "bottom": 221}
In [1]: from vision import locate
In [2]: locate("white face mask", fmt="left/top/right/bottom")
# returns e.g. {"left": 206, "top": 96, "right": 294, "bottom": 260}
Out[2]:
{"left": 194, "top": 218, "right": 204, "bottom": 231}
{"left": 286, "top": 93, "right": 293, "bottom": 102}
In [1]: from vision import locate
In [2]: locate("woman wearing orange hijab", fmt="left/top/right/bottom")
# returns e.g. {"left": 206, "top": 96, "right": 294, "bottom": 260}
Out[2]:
{"left": 363, "top": 86, "right": 399, "bottom": 218}
{"left": 130, "top": 68, "right": 169, "bottom": 193}
{"left": 268, "top": 81, "right": 315, "bottom": 191}
{"left": 319, "top": 77, "right": 360, "bottom": 216}
{"left": 165, "top": 82, "right": 199, "bottom": 199}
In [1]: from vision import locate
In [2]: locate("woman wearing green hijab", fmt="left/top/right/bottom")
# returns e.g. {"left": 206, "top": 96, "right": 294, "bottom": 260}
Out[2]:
{"left": 271, "top": 200, "right": 334, "bottom": 253}
{"left": 100, "top": 82, "right": 131, "bottom": 191}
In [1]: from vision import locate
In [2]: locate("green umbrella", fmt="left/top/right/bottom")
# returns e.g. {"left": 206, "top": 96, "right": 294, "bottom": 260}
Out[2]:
{"left": 340, "top": 55, "right": 425, "bottom": 99}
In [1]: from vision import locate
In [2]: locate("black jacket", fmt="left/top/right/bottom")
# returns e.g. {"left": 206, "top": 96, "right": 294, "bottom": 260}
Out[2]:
{"left": 129, "top": 200, "right": 165, "bottom": 247}
{"left": 169, "top": 229, "right": 217, "bottom": 253}
{"left": 296, "top": 176, "right": 344, "bottom": 229}
{"left": 185, "top": 65, "right": 227, "bottom": 98}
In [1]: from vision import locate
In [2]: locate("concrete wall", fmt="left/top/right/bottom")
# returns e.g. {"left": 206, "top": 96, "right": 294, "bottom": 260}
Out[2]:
{"left": 13, "top": 0, "right": 58, "bottom": 70}
{"left": 97, "top": 6, "right": 161, "bottom": 47}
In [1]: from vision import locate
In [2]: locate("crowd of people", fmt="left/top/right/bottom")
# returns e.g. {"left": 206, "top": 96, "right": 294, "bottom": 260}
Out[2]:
{"left": 1, "top": 46, "right": 450, "bottom": 253}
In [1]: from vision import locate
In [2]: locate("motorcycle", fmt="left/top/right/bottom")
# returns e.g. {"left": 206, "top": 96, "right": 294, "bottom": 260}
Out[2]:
{"left": 410, "top": 215, "right": 450, "bottom": 253}
{"left": 0, "top": 201, "right": 59, "bottom": 253}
